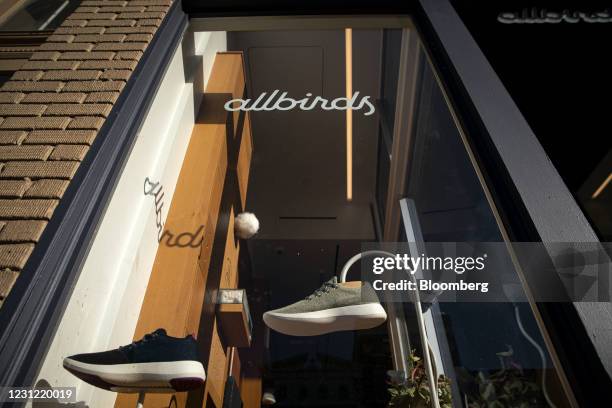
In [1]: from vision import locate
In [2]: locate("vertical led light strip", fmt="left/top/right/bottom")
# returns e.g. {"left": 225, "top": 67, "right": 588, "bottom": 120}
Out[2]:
{"left": 345, "top": 28, "right": 353, "bottom": 202}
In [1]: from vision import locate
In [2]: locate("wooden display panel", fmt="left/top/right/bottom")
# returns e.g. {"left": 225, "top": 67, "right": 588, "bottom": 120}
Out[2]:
{"left": 114, "top": 52, "right": 252, "bottom": 408}
{"left": 114, "top": 122, "right": 227, "bottom": 408}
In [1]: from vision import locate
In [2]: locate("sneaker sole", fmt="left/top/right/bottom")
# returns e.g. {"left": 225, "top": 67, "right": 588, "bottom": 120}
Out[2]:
{"left": 263, "top": 303, "right": 387, "bottom": 336}
{"left": 63, "top": 359, "right": 206, "bottom": 392}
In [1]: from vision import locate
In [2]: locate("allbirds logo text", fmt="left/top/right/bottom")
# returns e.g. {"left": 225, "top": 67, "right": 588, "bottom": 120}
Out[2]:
{"left": 224, "top": 90, "right": 376, "bottom": 116}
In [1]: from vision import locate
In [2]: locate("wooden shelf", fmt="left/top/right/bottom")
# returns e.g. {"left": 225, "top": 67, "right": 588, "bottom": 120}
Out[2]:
{"left": 115, "top": 52, "right": 252, "bottom": 408}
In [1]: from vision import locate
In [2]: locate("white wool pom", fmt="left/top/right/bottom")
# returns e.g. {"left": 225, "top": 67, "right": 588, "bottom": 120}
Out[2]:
{"left": 235, "top": 212, "right": 259, "bottom": 239}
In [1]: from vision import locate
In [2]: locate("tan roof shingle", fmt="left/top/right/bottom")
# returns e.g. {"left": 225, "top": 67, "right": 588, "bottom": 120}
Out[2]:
{"left": 23, "top": 179, "right": 69, "bottom": 199}
{"left": 79, "top": 59, "right": 137, "bottom": 70}
{"left": 0, "top": 117, "right": 70, "bottom": 130}
{"left": 49, "top": 145, "right": 89, "bottom": 161}
{"left": 0, "top": 180, "right": 32, "bottom": 198}
{"left": 0, "top": 244, "right": 35, "bottom": 269}
{"left": 104, "top": 26, "right": 156, "bottom": 34}
{"left": 0, "top": 93, "right": 25, "bottom": 104}
{"left": 88, "top": 19, "right": 137, "bottom": 27}
{"left": 21, "top": 92, "right": 87, "bottom": 104}
{"left": 0, "top": 104, "right": 47, "bottom": 117}
{"left": 0, "top": 131, "right": 27, "bottom": 145}
{"left": 42, "top": 70, "right": 102, "bottom": 81}
{"left": 54, "top": 27, "right": 105, "bottom": 35}
{"left": 84, "top": 92, "right": 120, "bottom": 103}
{"left": 74, "top": 34, "right": 127, "bottom": 43}
{"left": 62, "top": 81, "right": 125, "bottom": 92}
{"left": 0, "top": 145, "right": 52, "bottom": 161}
{"left": 0, "top": 220, "right": 47, "bottom": 243}
{"left": 11, "top": 71, "right": 44, "bottom": 81}
{"left": 66, "top": 116, "right": 105, "bottom": 130}
{"left": 57, "top": 51, "right": 115, "bottom": 60}
{"left": 0, "top": 0, "right": 172, "bottom": 305}
{"left": 0, "top": 161, "right": 79, "bottom": 179}
{"left": 0, "top": 199, "right": 58, "bottom": 219}
{"left": 30, "top": 51, "right": 62, "bottom": 61}
{"left": 94, "top": 42, "right": 147, "bottom": 51}
{"left": 23, "top": 130, "right": 97, "bottom": 145}
{"left": 45, "top": 103, "right": 112, "bottom": 117}
{"left": 20, "top": 60, "right": 80, "bottom": 70}
{"left": 0, "top": 81, "right": 64, "bottom": 92}
{"left": 38, "top": 42, "right": 95, "bottom": 52}
{"left": 0, "top": 268, "right": 20, "bottom": 299}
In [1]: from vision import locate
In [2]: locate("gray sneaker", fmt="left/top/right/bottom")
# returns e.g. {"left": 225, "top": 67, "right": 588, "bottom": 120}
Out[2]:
{"left": 263, "top": 277, "right": 387, "bottom": 336}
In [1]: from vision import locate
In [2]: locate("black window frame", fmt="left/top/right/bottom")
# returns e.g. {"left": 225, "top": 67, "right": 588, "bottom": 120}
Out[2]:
{"left": 0, "top": 2, "right": 608, "bottom": 407}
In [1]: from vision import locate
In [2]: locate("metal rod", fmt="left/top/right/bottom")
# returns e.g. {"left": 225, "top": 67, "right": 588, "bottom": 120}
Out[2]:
{"left": 38, "top": 0, "right": 69, "bottom": 30}
{"left": 339, "top": 250, "right": 395, "bottom": 283}
{"left": 411, "top": 273, "right": 441, "bottom": 408}
{"left": 400, "top": 198, "right": 466, "bottom": 406}
{"left": 136, "top": 391, "right": 145, "bottom": 408}
{"left": 339, "top": 249, "right": 440, "bottom": 408}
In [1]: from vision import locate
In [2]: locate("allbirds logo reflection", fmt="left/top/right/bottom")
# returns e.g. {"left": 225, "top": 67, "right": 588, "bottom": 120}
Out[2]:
{"left": 224, "top": 90, "right": 376, "bottom": 116}
{"left": 144, "top": 177, "right": 204, "bottom": 248}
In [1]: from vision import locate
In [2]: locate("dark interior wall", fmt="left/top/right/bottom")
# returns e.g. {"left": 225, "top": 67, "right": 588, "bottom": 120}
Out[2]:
{"left": 228, "top": 30, "right": 392, "bottom": 407}
{"left": 228, "top": 29, "right": 381, "bottom": 240}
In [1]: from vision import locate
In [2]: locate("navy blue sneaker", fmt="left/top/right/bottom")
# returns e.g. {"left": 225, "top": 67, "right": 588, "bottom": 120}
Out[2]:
{"left": 63, "top": 329, "right": 206, "bottom": 392}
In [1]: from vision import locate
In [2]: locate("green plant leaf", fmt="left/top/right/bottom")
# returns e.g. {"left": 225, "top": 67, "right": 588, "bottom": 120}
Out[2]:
{"left": 482, "top": 383, "right": 495, "bottom": 400}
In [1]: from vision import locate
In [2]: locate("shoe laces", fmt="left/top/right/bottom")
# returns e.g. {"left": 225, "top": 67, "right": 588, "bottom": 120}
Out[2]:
{"left": 307, "top": 281, "right": 339, "bottom": 300}
{"left": 120, "top": 332, "right": 159, "bottom": 351}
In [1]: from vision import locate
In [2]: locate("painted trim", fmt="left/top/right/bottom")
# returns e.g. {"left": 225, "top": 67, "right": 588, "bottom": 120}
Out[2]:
{"left": 183, "top": 0, "right": 412, "bottom": 17}
{"left": 190, "top": 15, "right": 412, "bottom": 32}
{"left": 0, "top": 1, "right": 188, "bottom": 392}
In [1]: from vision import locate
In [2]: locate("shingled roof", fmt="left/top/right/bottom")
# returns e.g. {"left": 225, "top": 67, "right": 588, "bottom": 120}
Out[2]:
{"left": 0, "top": 0, "right": 174, "bottom": 307}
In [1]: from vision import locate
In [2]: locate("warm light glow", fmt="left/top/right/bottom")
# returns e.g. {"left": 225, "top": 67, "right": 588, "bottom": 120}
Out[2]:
{"left": 592, "top": 172, "right": 612, "bottom": 199}
{"left": 345, "top": 28, "right": 353, "bottom": 202}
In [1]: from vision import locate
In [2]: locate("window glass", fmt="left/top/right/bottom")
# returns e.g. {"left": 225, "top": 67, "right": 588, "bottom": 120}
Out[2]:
{"left": 0, "top": 0, "right": 82, "bottom": 31}
{"left": 402, "top": 50, "right": 572, "bottom": 407}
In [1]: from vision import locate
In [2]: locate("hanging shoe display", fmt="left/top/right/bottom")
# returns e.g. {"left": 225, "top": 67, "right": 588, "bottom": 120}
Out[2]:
{"left": 63, "top": 329, "right": 206, "bottom": 393}
{"left": 263, "top": 277, "right": 387, "bottom": 336}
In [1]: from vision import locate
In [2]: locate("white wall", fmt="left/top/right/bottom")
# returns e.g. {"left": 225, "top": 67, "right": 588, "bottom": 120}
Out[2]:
{"left": 32, "top": 30, "right": 227, "bottom": 408}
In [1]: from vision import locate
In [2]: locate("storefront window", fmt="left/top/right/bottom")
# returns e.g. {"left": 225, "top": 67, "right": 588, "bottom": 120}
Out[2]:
{"left": 0, "top": 2, "right": 607, "bottom": 406}
{"left": 401, "top": 46, "right": 572, "bottom": 407}
{"left": 227, "top": 27, "right": 398, "bottom": 406}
